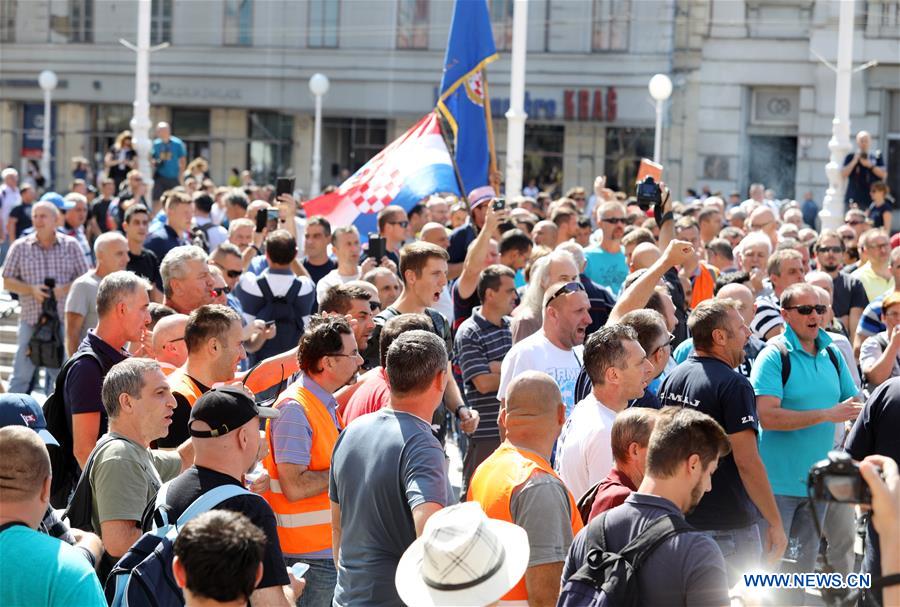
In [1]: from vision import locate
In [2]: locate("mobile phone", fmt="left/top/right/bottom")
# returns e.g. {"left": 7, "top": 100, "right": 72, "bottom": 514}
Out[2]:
{"left": 492, "top": 197, "right": 506, "bottom": 211}
{"left": 276, "top": 177, "right": 295, "bottom": 198}
{"left": 265, "top": 320, "right": 276, "bottom": 328}
{"left": 255, "top": 209, "right": 267, "bottom": 233}
{"left": 291, "top": 562, "right": 310, "bottom": 579}
{"left": 368, "top": 235, "right": 386, "bottom": 261}
{"left": 266, "top": 208, "right": 280, "bottom": 231}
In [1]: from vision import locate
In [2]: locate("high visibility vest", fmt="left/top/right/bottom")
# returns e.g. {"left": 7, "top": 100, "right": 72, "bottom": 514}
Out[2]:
{"left": 167, "top": 370, "right": 203, "bottom": 406}
{"left": 262, "top": 380, "right": 342, "bottom": 555}
{"left": 467, "top": 442, "right": 584, "bottom": 605}
{"left": 690, "top": 262, "right": 718, "bottom": 308}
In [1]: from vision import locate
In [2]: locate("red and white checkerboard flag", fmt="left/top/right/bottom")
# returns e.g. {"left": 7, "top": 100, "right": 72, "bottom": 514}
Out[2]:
{"left": 303, "top": 112, "right": 460, "bottom": 241}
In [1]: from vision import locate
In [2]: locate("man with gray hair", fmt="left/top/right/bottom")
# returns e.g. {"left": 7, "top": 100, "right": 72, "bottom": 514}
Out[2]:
{"left": 62, "top": 271, "right": 151, "bottom": 484}
{"left": 65, "top": 232, "right": 130, "bottom": 356}
{"left": 330, "top": 330, "right": 453, "bottom": 606}
{"left": 160, "top": 245, "right": 215, "bottom": 314}
{"left": 750, "top": 248, "right": 805, "bottom": 341}
{"left": 0, "top": 426, "right": 107, "bottom": 607}
{"left": 78, "top": 358, "right": 193, "bottom": 577}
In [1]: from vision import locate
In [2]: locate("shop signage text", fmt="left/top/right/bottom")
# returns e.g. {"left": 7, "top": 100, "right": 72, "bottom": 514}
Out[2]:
{"left": 563, "top": 88, "right": 617, "bottom": 122}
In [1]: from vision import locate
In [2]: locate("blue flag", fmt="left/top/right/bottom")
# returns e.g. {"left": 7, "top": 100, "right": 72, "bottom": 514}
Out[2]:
{"left": 437, "top": 0, "right": 498, "bottom": 195}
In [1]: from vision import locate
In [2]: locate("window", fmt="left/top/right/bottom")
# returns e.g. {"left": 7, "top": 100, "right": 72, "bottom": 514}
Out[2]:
{"left": 67, "top": 0, "right": 93, "bottom": 43}
{"left": 224, "top": 0, "right": 252, "bottom": 46}
{"left": 171, "top": 108, "right": 211, "bottom": 162}
{"left": 151, "top": 0, "right": 172, "bottom": 45}
{"left": 396, "top": 0, "right": 428, "bottom": 49}
{"left": 489, "top": 0, "right": 513, "bottom": 51}
{"left": 0, "top": 0, "right": 16, "bottom": 43}
{"left": 323, "top": 118, "right": 387, "bottom": 179}
{"left": 88, "top": 105, "right": 133, "bottom": 172}
{"left": 522, "top": 125, "right": 565, "bottom": 193}
{"left": 248, "top": 112, "right": 294, "bottom": 184}
{"left": 591, "top": 0, "right": 629, "bottom": 51}
{"left": 604, "top": 127, "right": 654, "bottom": 193}
{"left": 308, "top": 0, "right": 338, "bottom": 48}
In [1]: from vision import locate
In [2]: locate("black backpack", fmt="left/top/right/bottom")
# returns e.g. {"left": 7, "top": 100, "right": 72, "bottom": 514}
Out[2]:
{"left": 42, "top": 351, "right": 103, "bottom": 508}
{"left": 558, "top": 511, "right": 692, "bottom": 607}
{"left": 189, "top": 223, "right": 216, "bottom": 253}
{"left": 28, "top": 295, "right": 64, "bottom": 369}
{"left": 775, "top": 340, "right": 840, "bottom": 386}
{"left": 252, "top": 276, "right": 304, "bottom": 364}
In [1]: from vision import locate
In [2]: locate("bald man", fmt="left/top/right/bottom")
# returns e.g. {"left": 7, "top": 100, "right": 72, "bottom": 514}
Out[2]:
{"left": 151, "top": 313, "right": 189, "bottom": 374}
{"left": 468, "top": 371, "right": 584, "bottom": 607}
{"left": 419, "top": 222, "right": 450, "bottom": 250}
{"left": 747, "top": 206, "right": 778, "bottom": 250}
{"left": 533, "top": 220, "right": 559, "bottom": 248}
{"left": 630, "top": 242, "right": 661, "bottom": 272}
{"left": 672, "top": 282, "right": 767, "bottom": 379}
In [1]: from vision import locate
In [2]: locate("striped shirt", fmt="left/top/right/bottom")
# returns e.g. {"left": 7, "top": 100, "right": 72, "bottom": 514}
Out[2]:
{"left": 453, "top": 307, "right": 511, "bottom": 438}
{"left": 751, "top": 294, "right": 783, "bottom": 341}
{"left": 857, "top": 294, "right": 887, "bottom": 340}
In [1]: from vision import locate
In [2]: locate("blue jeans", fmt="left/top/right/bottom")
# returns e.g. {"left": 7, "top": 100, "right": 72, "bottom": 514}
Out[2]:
{"left": 285, "top": 557, "right": 336, "bottom": 607}
{"left": 761, "top": 495, "right": 827, "bottom": 605}
{"left": 702, "top": 522, "right": 762, "bottom": 585}
{"left": 9, "top": 319, "right": 62, "bottom": 395}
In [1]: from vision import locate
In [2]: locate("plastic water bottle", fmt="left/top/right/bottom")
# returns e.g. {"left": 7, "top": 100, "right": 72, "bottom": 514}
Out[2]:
{"left": 244, "top": 462, "right": 264, "bottom": 489}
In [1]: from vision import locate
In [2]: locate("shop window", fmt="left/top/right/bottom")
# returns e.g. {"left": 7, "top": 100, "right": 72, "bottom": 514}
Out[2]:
{"left": 171, "top": 108, "right": 211, "bottom": 162}
{"left": 248, "top": 111, "right": 293, "bottom": 184}
{"left": 224, "top": 0, "right": 252, "bottom": 46}
{"left": 604, "top": 127, "right": 654, "bottom": 193}
{"left": 89, "top": 105, "right": 133, "bottom": 174}
{"left": 323, "top": 118, "right": 387, "bottom": 182}
{"left": 309, "top": 0, "right": 339, "bottom": 48}
{"left": 522, "top": 125, "right": 565, "bottom": 195}
{"left": 396, "top": 0, "right": 428, "bottom": 49}
{"left": 592, "top": 0, "right": 629, "bottom": 52}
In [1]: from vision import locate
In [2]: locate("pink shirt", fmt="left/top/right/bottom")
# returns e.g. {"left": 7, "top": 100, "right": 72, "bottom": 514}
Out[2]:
{"left": 343, "top": 367, "right": 391, "bottom": 426}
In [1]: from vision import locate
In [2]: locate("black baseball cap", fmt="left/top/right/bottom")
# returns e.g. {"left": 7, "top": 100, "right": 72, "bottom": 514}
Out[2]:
{"left": 188, "top": 387, "right": 279, "bottom": 439}
{"left": 0, "top": 394, "right": 59, "bottom": 446}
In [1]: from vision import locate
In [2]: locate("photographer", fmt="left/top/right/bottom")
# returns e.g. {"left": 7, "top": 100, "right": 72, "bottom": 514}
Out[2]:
{"left": 859, "top": 455, "right": 899, "bottom": 607}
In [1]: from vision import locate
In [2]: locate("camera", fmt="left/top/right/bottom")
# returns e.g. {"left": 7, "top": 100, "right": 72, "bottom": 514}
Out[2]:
{"left": 635, "top": 176, "right": 662, "bottom": 210}
{"left": 808, "top": 451, "right": 874, "bottom": 504}
{"left": 44, "top": 277, "right": 56, "bottom": 290}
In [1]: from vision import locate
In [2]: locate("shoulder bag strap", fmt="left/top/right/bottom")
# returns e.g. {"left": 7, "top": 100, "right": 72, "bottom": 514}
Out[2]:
{"left": 175, "top": 484, "right": 255, "bottom": 529}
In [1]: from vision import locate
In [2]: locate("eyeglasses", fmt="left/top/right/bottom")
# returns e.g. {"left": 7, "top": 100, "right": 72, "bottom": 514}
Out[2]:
{"left": 650, "top": 333, "right": 676, "bottom": 357}
{"left": 785, "top": 304, "right": 827, "bottom": 315}
{"left": 545, "top": 281, "right": 586, "bottom": 308}
{"left": 329, "top": 351, "right": 360, "bottom": 359}
{"left": 816, "top": 246, "right": 843, "bottom": 254}
{"left": 846, "top": 220, "right": 866, "bottom": 226}
{"left": 388, "top": 220, "right": 410, "bottom": 228}
{"left": 601, "top": 217, "right": 626, "bottom": 225}
{"left": 212, "top": 286, "right": 231, "bottom": 297}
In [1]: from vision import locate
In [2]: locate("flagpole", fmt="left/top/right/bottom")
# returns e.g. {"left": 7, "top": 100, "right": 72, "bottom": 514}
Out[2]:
{"left": 436, "top": 112, "right": 468, "bottom": 200}
{"left": 482, "top": 69, "right": 499, "bottom": 193}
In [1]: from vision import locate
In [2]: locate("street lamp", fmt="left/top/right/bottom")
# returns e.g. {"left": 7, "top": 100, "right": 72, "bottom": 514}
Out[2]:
{"left": 38, "top": 70, "right": 58, "bottom": 188}
{"left": 648, "top": 73, "right": 673, "bottom": 164}
{"left": 309, "top": 73, "right": 330, "bottom": 197}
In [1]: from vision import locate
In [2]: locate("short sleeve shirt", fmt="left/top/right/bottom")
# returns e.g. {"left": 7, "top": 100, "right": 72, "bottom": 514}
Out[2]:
{"left": 831, "top": 272, "right": 869, "bottom": 324}
{"left": 860, "top": 332, "right": 900, "bottom": 380}
{"left": 499, "top": 330, "right": 583, "bottom": 416}
{"left": 127, "top": 248, "right": 163, "bottom": 292}
{"left": 151, "top": 136, "right": 187, "bottom": 179}
{"left": 843, "top": 150, "right": 885, "bottom": 209}
{"left": 583, "top": 247, "right": 628, "bottom": 296}
{"left": 448, "top": 222, "right": 477, "bottom": 264}
{"left": 509, "top": 470, "right": 575, "bottom": 566}
{"left": 64, "top": 272, "right": 101, "bottom": 344}
{"left": 751, "top": 294, "right": 783, "bottom": 340}
{"left": 64, "top": 332, "right": 130, "bottom": 439}
{"left": 659, "top": 355, "right": 760, "bottom": 529}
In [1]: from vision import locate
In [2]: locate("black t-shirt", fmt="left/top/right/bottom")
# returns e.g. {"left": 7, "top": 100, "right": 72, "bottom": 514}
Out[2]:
{"left": 90, "top": 198, "right": 114, "bottom": 233}
{"left": 663, "top": 267, "right": 688, "bottom": 346}
{"left": 658, "top": 355, "right": 760, "bottom": 530}
{"left": 140, "top": 466, "right": 289, "bottom": 590}
{"left": 302, "top": 256, "right": 336, "bottom": 285}
{"left": 451, "top": 280, "right": 481, "bottom": 333}
{"left": 843, "top": 151, "right": 884, "bottom": 210}
{"left": 156, "top": 376, "right": 210, "bottom": 449}
{"left": 127, "top": 248, "right": 163, "bottom": 292}
{"left": 9, "top": 203, "right": 32, "bottom": 238}
{"left": 831, "top": 272, "right": 869, "bottom": 324}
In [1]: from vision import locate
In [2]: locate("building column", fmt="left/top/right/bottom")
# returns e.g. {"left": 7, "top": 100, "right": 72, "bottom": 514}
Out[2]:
{"left": 293, "top": 114, "right": 313, "bottom": 196}
{"left": 56, "top": 103, "right": 89, "bottom": 189}
{"left": 0, "top": 102, "right": 18, "bottom": 165}
{"left": 210, "top": 108, "right": 248, "bottom": 185}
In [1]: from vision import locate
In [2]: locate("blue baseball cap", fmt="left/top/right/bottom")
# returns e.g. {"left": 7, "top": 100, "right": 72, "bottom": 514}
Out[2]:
{"left": 39, "top": 191, "right": 66, "bottom": 210}
{"left": 0, "top": 394, "right": 58, "bottom": 446}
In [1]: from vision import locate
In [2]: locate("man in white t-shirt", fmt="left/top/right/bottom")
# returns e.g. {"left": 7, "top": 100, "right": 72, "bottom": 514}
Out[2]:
{"left": 317, "top": 226, "right": 396, "bottom": 305}
{"left": 499, "top": 281, "right": 592, "bottom": 416}
{"left": 555, "top": 324, "right": 653, "bottom": 500}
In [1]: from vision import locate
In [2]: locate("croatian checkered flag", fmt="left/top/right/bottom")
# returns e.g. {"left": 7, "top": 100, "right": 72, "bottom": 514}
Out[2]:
{"left": 303, "top": 112, "right": 460, "bottom": 241}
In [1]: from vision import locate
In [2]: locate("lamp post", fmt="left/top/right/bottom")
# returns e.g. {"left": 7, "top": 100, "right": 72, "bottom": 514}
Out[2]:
{"left": 38, "top": 70, "right": 57, "bottom": 188}
{"left": 648, "top": 74, "right": 673, "bottom": 164}
{"left": 309, "top": 73, "right": 330, "bottom": 197}
{"left": 504, "top": 0, "right": 528, "bottom": 198}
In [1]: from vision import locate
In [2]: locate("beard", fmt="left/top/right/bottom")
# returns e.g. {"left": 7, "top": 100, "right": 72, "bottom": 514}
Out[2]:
{"left": 820, "top": 261, "right": 840, "bottom": 272}
{"left": 684, "top": 477, "right": 706, "bottom": 515}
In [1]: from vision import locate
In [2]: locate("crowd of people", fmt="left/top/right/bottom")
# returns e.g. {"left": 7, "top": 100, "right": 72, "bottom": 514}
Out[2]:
{"left": 0, "top": 122, "right": 898, "bottom": 607}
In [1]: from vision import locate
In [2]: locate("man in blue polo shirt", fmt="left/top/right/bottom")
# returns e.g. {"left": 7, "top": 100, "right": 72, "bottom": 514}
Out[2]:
{"left": 750, "top": 283, "right": 862, "bottom": 598}
{"left": 151, "top": 121, "right": 186, "bottom": 203}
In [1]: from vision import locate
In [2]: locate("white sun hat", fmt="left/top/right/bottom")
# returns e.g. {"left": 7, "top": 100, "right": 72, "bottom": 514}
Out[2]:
{"left": 395, "top": 501, "right": 530, "bottom": 607}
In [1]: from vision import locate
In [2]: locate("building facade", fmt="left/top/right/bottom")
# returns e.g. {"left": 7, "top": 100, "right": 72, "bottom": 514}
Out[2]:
{"left": 0, "top": 0, "right": 897, "bottom": 202}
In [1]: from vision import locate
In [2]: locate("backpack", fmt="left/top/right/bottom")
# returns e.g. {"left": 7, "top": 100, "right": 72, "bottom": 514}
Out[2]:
{"left": 252, "top": 276, "right": 304, "bottom": 364}
{"left": 42, "top": 350, "right": 103, "bottom": 508}
{"left": 775, "top": 340, "right": 840, "bottom": 386}
{"left": 558, "top": 511, "right": 692, "bottom": 607}
{"left": 28, "top": 295, "right": 64, "bottom": 369}
{"left": 189, "top": 222, "right": 216, "bottom": 253}
{"left": 106, "top": 482, "right": 257, "bottom": 607}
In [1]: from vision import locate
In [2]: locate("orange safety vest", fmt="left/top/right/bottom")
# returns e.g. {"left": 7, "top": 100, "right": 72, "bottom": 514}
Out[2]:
{"left": 690, "top": 262, "right": 718, "bottom": 309}
{"left": 262, "top": 380, "right": 342, "bottom": 555}
{"left": 467, "top": 442, "right": 584, "bottom": 604}
{"left": 167, "top": 370, "right": 204, "bottom": 407}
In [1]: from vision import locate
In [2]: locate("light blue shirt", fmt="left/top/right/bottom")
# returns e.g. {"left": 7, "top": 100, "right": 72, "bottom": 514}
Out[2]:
{"left": 750, "top": 325, "right": 858, "bottom": 497}
{"left": 583, "top": 247, "right": 628, "bottom": 296}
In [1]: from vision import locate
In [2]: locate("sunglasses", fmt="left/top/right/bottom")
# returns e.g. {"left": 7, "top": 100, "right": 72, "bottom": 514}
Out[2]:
{"left": 545, "top": 281, "right": 585, "bottom": 308}
{"left": 388, "top": 220, "right": 410, "bottom": 228}
{"left": 212, "top": 286, "right": 231, "bottom": 297}
{"left": 816, "top": 246, "right": 843, "bottom": 254}
{"left": 601, "top": 217, "right": 627, "bottom": 225}
{"left": 785, "top": 304, "right": 827, "bottom": 315}
{"left": 650, "top": 333, "right": 676, "bottom": 356}
{"left": 369, "top": 300, "right": 381, "bottom": 312}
